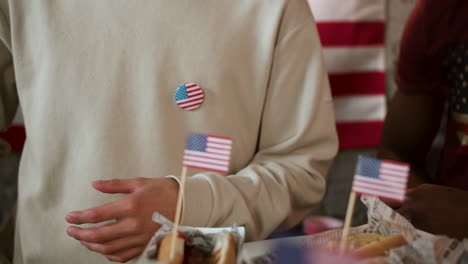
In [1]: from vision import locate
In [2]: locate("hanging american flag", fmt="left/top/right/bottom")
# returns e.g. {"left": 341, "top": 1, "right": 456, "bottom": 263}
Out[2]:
{"left": 352, "top": 156, "right": 409, "bottom": 202}
{"left": 308, "top": 0, "right": 387, "bottom": 149}
{"left": 443, "top": 43, "right": 468, "bottom": 155}
{"left": 183, "top": 133, "right": 232, "bottom": 173}
{"left": 174, "top": 83, "right": 205, "bottom": 110}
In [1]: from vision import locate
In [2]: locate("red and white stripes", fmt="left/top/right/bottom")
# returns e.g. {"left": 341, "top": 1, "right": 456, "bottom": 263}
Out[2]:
{"left": 183, "top": 135, "right": 232, "bottom": 173}
{"left": 309, "top": 0, "right": 387, "bottom": 149}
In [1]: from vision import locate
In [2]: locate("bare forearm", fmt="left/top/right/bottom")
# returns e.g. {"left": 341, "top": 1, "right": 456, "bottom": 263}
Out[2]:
{"left": 378, "top": 91, "right": 445, "bottom": 187}
{"left": 396, "top": 184, "right": 468, "bottom": 239}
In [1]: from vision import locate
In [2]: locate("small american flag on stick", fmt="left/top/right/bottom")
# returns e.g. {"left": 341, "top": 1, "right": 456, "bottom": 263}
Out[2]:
{"left": 352, "top": 156, "right": 410, "bottom": 202}
{"left": 171, "top": 133, "right": 232, "bottom": 258}
{"left": 183, "top": 133, "right": 232, "bottom": 173}
{"left": 340, "top": 156, "right": 409, "bottom": 252}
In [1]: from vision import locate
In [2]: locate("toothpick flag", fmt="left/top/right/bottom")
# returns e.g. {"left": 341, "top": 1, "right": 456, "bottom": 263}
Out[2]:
{"left": 352, "top": 156, "right": 410, "bottom": 202}
{"left": 340, "top": 156, "right": 410, "bottom": 254}
{"left": 171, "top": 133, "right": 232, "bottom": 259}
{"left": 183, "top": 133, "right": 233, "bottom": 173}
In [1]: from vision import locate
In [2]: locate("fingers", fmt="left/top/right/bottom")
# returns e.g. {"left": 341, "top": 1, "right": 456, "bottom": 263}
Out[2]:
{"left": 104, "top": 246, "right": 145, "bottom": 263}
{"left": 66, "top": 197, "right": 135, "bottom": 224}
{"left": 67, "top": 218, "right": 142, "bottom": 243}
{"left": 80, "top": 233, "right": 151, "bottom": 255}
{"left": 67, "top": 177, "right": 171, "bottom": 262}
{"left": 66, "top": 178, "right": 149, "bottom": 224}
{"left": 92, "top": 178, "right": 148, "bottom": 194}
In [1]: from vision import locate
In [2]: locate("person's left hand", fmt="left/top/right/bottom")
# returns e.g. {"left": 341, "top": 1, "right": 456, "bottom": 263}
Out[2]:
{"left": 65, "top": 177, "right": 179, "bottom": 263}
{"left": 395, "top": 184, "right": 468, "bottom": 240}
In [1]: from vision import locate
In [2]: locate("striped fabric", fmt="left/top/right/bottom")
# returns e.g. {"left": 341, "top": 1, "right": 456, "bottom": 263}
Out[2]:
{"left": 309, "top": 0, "right": 387, "bottom": 149}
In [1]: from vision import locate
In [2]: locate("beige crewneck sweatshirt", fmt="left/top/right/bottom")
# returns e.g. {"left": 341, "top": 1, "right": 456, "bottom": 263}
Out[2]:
{"left": 0, "top": 0, "right": 338, "bottom": 263}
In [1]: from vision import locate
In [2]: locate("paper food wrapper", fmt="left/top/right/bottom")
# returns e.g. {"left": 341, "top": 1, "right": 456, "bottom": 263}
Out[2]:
{"left": 137, "top": 212, "right": 245, "bottom": 264}
{"left": 241, "top": 196, "right": 468, "bottom": 264}
{"left": 361, "top": 196, "right": 468, "bottom": 264}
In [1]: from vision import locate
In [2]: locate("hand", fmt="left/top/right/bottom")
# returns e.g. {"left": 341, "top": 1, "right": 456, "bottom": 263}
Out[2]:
{"left": 65, "top": 177, "right": 179, "bottom": 263}
{"left": 395, "top": 184, "right": 468, "bottom": 239}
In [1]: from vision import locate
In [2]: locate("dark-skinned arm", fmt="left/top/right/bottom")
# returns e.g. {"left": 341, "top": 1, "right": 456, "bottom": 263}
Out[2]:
{"left": 397, "top": 184, "right": 468, "bottom": 239}
{"left": 377, "top": 90, "right": 445, "bottom": 187}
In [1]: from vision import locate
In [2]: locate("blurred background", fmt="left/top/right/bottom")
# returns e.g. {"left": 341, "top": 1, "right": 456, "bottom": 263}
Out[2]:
{"left": 0, "top": 0, "right": 427, "bottom": 262}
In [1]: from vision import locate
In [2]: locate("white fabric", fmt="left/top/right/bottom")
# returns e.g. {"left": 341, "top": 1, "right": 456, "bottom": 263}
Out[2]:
{"left": 323, "top": 47, "right": 386, "bottom": 74}
{"left": 334, "top": 96, "right": 387, "bottom": 122}
{"left": 309, "top": 0, "right": 386, "bottom": 21}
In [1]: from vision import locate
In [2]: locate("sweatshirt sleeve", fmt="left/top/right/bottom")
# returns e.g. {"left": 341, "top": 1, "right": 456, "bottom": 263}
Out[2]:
{"left": 178, "top": 0, "right": 338, "bottom": 241}
{"left": 0, "top": 1, "right": 18, "bottom": 131}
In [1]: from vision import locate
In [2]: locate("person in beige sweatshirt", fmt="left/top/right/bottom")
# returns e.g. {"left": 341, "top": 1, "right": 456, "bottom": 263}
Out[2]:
{"left": 0, "top": 0, "right": 338, "bottom": 263}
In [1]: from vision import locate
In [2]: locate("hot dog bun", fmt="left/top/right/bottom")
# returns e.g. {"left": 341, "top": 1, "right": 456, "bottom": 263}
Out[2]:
{"left": 157, "top": 232, "right": 186, "bottom": 264}
{"left": 352, "top": 234, "right": 407, "bottom": 258}
{"left": 212, "top": 232, "right": 237, "bottom": 264}
{"left": 327, "top": 233, "right": 408, "bottom": 258}
{"left": 327, "top": 233, "right": 387, "bottom": 251}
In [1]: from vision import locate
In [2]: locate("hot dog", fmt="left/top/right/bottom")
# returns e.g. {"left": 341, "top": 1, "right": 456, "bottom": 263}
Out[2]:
{"left": 327, "top": 233, "right": 408, "bottom": 258}
{"left": 156, "top": 231, "right": 237, "bottom": 264}
{"left": 157, "top": 231, "right": 186, "bottom": 264}
{"left": 212, "top": 232, "right": 237, "bottom": 264}
{"left": 352, "top": 234, "right": 407, "bottom": 258}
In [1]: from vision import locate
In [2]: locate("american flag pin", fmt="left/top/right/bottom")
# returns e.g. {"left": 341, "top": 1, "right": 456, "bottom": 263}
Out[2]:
{"left": 174, "top": 83, "right": 205, "bottom": 111}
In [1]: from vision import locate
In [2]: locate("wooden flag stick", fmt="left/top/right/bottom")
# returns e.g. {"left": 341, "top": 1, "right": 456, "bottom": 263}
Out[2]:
{"left": 170, "top": 166, "right": 188, "bottom": 260}
{"left": 339, "top": 191, "right": 357, "bottom": 255}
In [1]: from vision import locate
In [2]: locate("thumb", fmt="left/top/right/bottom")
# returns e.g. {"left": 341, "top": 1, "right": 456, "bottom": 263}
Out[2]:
{"left": 92, "top": 178, "right": 146, "bottom": 194}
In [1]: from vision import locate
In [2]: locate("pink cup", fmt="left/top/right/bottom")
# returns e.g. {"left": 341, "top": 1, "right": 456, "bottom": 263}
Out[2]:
{"left": 303, "top": 216, "right": 343, "bottom": 235}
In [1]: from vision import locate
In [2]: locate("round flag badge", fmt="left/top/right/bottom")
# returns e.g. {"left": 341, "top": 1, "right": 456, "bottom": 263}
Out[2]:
{"left": 174, "top": 83, "right": 205, "bottom": 110}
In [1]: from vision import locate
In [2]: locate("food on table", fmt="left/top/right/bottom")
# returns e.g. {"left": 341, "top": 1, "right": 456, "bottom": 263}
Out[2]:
{"left": 212, "top": 232, "right": 237, "bottom": 264}
{"left": 327, "top": 233, "right": 408, "bottom": 258}
{"left": 156, "top": 231, "right": 237, "bottom": 264}
{"left": 157, "top": 231, "right": 186, "bottom": 264}
{"left": 353, "top": 234, "right": 408, "bottom": 258}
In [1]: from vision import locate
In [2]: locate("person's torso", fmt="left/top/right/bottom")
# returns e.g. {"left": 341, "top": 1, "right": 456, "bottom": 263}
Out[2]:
{"left": 424, "top": 0, "right": 468, "bottom": 188}
{"left": 10, "top": 1, "right": 289, "bottom": 263}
